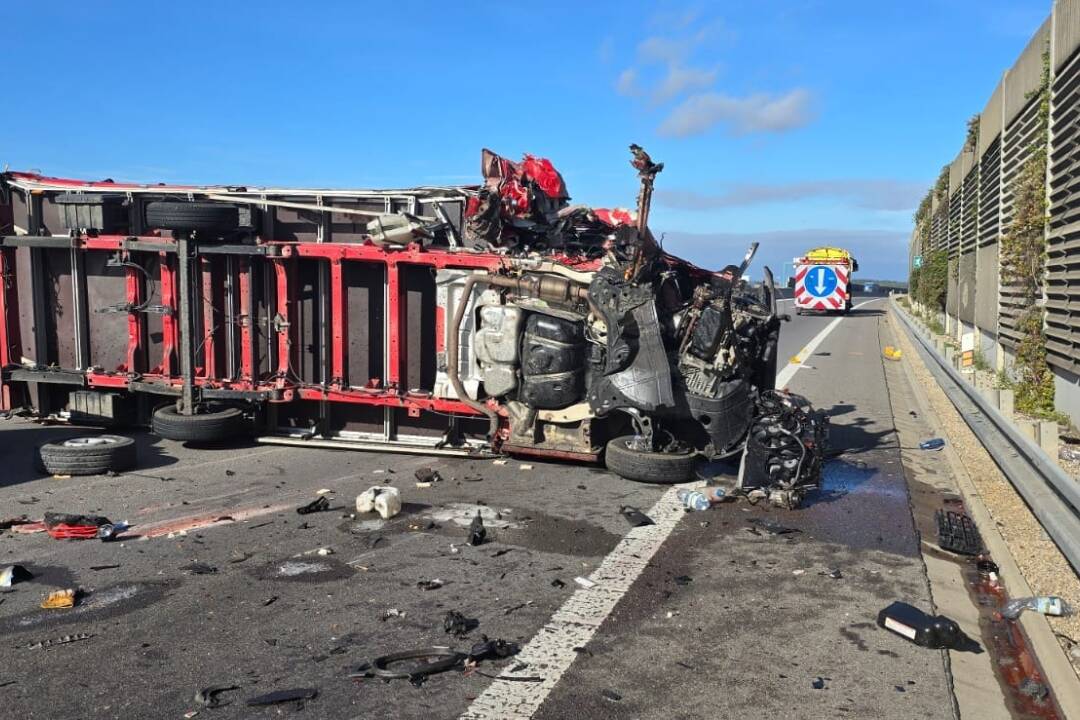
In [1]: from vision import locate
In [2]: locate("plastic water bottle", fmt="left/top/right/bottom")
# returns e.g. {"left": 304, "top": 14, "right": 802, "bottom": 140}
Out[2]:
{"left": 677, "top": 489, "right": 712, "bottom": 511}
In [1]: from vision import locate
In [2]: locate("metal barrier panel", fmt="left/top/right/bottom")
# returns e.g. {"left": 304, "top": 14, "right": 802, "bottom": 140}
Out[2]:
{"left": 1046, "top": 40, "right": 1080, "bottom": 374}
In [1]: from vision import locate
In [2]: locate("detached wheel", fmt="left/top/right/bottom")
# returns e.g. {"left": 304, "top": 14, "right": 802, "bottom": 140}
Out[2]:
{"left": 152, "top": 404, "right": 246, "bottom": 442}
{"left": 39, "top": 435, "right": 136, "bottom": 476}
{"left": 146, "top": 201, "right": 239, "bottom": 234}
{"left": 605, "top": 436, "right": 697, "bottom": 484}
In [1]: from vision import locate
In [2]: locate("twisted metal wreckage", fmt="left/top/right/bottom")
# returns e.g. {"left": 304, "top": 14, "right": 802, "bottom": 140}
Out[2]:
{"left": 0, "top": 145, "right": 825, "bottom": 506}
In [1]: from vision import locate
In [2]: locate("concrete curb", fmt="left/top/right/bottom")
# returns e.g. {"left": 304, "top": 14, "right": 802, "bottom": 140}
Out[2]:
{"left": 888, "top": 303, "right": 1080, "bottom": 718}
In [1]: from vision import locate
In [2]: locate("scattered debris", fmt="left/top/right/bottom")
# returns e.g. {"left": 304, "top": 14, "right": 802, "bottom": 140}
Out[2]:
{"left": 195, "top": 686, "right": 240, "bottom": 709}
{"left": 0, "top": 516, "right": 30, "bottom": 530}
{"left": 503, "top": 601, "right": 532, "bottom": 615}
{"left": 1060, "top": 445, "right": 1080, "bottom": 463}
{"left": 417, "top": 578, "right": 444, "bottom": 591}
{"left": 811, "top": 677, "right": 826, "bottom": 690}
{"left": 1018, "top": 678, "right": 1049, "bottom": 701}
{"left": 245, "top": 688, "right": 318, "bottom": 707}
{"left": 468, "top": 510, "right": 487, "bottom": 546}
{"left": 519, "top": 464, "right": 533, "bottom": 471}
{"left": 1001, "top": 596, "right": 1072, "bottom": 620}
{"left": 574, "top": 576, "right": 596, "bottom": 589}
{"left": 551, "top": 579, "right": 566, "bottom": 588}
{"left": 0, "top": 565, "right": 32, "bottom": 587}
{"left": 493, "top": 459, "right": 508, "bottom": 466}
{"left": 677, "top": 488, "right": 712, "bottom": 511}
{"left": 25, "top": 633, "right": 93, "bottom": 650}
{"left": 182, "top": 563, "right": 218, "bottom": 575}
{"left": 415, "top": 467, "right": 444, "bottom": 484}
{"left": 381, "top": 608, "right": 405, "bottom": 621}
{"left": 877, "top": 601, "right": 972, "bottom": 650}
{"left": 89, "top": 564, "right": 121, "bottom": 571}
{"left": 619, "top": 506, "right": 655, "bottom": 527}
{"left": 228, "top": 551, "right": 252, "bottom": 564}
{"left": 353, "top": 648, "right": 464, "bottom": 687}
{"left": 467, "top": 637, "right": 520, "bottom": 663}
{"left": 883, "top": 346, "right": 902, "bottom": 361}
{"left": 919, "top": 438, "right": 946, "bottom": 451}
{"left": 935, "top": 509, "right": 983, "bottom": 555}
{"left": 41, "top": 589, "right": 76, "bottom": 609}
{"left": 976, "top": 559, "right": 1000, "bottom": 584}
{"left": 316, "top": 547, "right": 334, "bottom": 556}
{"left": 792, "top": 569, "right": 806, "bottom": 576}
{"left": 819, "top": 568, "right": 843, "bottom": 580}
{"left": 296, "top": 496, "right": 331, "bottom": 515}
{"left": 673, "top": 575, "right": 693, "bottom": 586}
{"left": 356, "top": 486, "right": 401, "bottom": 520}
{"left": 444, "top": 610, "right": 479, "bottom": 638}
{"left": 572, "top": 646, "right": 593, "bottom": 657}
{"left": 42, "top": 512, "right": 119, "bottom": 540}
{"left": 490, "top": 548, "right": 513, "bottom": 558}
{"left": 601, "top": 689, "right": 622, "bottom": 702}
{"left": 262, "top": 596, "right": 279, "bottom": 607}
{"left": 746, "top": 518, "right": 802, "bottom": 535}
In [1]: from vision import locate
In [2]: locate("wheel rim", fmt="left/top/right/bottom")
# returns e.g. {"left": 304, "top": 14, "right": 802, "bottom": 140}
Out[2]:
{"left": 62, "top": 437, "right": 119, "bottom": 448}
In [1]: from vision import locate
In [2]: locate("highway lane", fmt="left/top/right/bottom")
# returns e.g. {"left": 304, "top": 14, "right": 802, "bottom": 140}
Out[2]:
{"left": 0, "top": 296, "right": 974, "bottom": 720}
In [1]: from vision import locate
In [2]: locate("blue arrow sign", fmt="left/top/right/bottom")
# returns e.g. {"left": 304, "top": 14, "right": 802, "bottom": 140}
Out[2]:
{"left": 806, "top": 265, "right": 838, "bottom": 298}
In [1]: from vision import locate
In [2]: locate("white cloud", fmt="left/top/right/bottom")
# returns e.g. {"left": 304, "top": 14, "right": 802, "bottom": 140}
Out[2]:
{"left": 616, "top": 68, "right": 642, "bottom": 97}
{"left": 650, "top": 64, "right": 718, "bottom": 105}
{"left": 657, "top": 179, "right": 926, "bottom": 212}
{"left": 657, "top": 88, "right": 815, "bottom": 137}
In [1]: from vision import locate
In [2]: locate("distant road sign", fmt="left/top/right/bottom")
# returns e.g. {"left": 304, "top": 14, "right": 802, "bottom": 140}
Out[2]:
{"left": 805, "top": 265, "right": 838, "bottom": 298}
{"left": 913, "top": 255, "right": 923, "bottom": 269}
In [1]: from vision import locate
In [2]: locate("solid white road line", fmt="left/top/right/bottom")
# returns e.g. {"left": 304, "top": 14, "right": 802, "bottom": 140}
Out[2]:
{"left": 458, "top": 295, "right": 883, "bottom": 720}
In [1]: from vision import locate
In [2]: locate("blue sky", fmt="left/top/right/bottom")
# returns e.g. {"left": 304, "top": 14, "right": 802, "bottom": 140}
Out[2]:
{"left": 1, "top": 1, "right": 1051, "bottom": 280}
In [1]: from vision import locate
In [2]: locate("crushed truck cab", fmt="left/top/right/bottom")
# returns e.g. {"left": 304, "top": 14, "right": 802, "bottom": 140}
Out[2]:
{"left": 793, "top": 246, "right": 858, "bottom": 314}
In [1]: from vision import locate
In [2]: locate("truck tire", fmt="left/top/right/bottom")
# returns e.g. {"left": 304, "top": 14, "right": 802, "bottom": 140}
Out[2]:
{"left": 38, "top": 435, "right": 137, "bottom": 476}
{"left": 152, "top": 404, "right": 246, "bottom": 442}
{"left": 145, "top": 202, "right": 239, "bottom": 234}
{"left": 605, "top": 436, "right": 697, "bottom": 484}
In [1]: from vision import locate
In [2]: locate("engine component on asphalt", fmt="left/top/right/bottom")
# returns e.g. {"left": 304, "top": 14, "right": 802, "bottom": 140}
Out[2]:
{"left": 739, "top": 390, "right": 826, "bottom": 509}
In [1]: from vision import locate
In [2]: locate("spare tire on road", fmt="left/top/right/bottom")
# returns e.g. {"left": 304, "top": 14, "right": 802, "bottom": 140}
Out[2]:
{"left": 605, "top": 435, "right": 697, "bottom": 484}
{"left": 38, "top": 435, "right": 137, "bottom": 476}
{"left": 145, "top": 201, "right": 239, "bottom": 234}
{"left": 152, "top": 404, "right": 246, "bottom": 443}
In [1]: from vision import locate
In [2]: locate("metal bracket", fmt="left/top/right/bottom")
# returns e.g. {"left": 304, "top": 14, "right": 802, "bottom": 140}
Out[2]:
{"left": 96, "top": 303, "right": 172, "bottom": 316}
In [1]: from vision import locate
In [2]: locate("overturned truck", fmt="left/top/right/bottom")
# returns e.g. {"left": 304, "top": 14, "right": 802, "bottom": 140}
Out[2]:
{"left": 0, "top": 146, "right": 821, "bottom": 501}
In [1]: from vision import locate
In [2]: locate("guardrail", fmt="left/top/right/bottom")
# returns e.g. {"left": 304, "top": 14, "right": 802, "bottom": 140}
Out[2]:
{"left": 893, "top": 299, "right": 1080, "bottom": 575}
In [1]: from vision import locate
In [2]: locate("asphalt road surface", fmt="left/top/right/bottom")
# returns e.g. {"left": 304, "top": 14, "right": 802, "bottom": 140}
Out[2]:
{"left": 0, "top": 296, "right": 976, "bottom": 719}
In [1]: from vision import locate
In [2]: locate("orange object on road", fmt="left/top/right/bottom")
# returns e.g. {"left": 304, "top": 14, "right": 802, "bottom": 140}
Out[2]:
{"left": 41, "top": 589, "right": 76, "bottom": 609}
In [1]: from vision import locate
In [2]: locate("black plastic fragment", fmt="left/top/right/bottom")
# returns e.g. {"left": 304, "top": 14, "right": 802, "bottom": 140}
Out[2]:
{"left": 246, "top": 687, "right": 317, "bottom": 706}
{"left": 468, "top": 510, "right": 487, "bottom": 546}
{"left": 444, "top": 610, "right": 478, "bottom": 638}
{"left": 296, "top": 496, "right": 330, "bottom": 515}
{"left": 935, "top": 509, "right": 983, "bottom": 556}
{"left": 619, "top": 506, "right": 654, "bottom": 527}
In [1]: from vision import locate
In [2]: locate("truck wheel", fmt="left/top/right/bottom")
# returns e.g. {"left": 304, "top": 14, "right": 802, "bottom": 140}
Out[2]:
{"left": 38, "top": 435, "right": 137, "bottom": 476}
{"left": 605, "top": 436, "right": 697, "bottom": 484}
{"left": 152, "top": 404, "right": 246, "bottom": 442}
{"left": 146, "top": 202, "right": 239, "bottom": 234}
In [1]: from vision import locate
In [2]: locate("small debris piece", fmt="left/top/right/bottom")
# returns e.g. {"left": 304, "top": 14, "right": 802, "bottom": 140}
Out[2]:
{"left": 415, "top": 467, "right": 443, "bottom": 484}
{"left": 936, "top": 510, "right": 983, "bottom": 556}
{"left": 601, "top": 689, "right": 622, "bottom": 702}
{"left": 296, "top": 496, "right": 330, "bottom": 515}
{"left": 89, "top": 564, "right": 121, "bottom": 571}
{"left": 747, "top": 518, "right": 801, "bottom": 535}
{"left": 0, "top": 565, "right": 32, "bottom": 587}
{"left": 229, "top": 551, "right": 252, "bottom": 564}
{"left": 262, "top": 596, "right": 279, "bottom": 607}
{"left": 0, "top": 516, "right": 30, "bottom": 530}
{"left": 491, "top": 548, "right": 512, "bottom": 558}
{"left": 792, "top": 569, "right": 806, "bottom": 576}
{"left": 195, "top": 686, "right": 240, "bottom": 709}
{"left": 673, "top": 575, "right": 693, "bottom": 586}
{"left": 316, "top": 547, "right": 334, "bottom": 556}
{"left": 245, "top": 688, "right": 318, "bottom": 706}
{"left": 182, "top": 563, "right": 218, "bottom": 575}
{"left": 819, "top": 568, "right": 843, "bottom": 580}
{"left": 1018, "top": 678, "right": 1049, "bottom": 701}
{"left": 493, "top": 459, "right": 508, "bottom": 466}
{"left": 1001, "top": 596, "right": 1072, "bottom": 620}
{"left": 41, "top": 589, "right": 76, "bottom": 609}
{"left": 468, "top": 510, "right": 487, "bottom": 546}
{"left": 574, "top": 577, "right": 596, "bottom": 589}
{"left": 883, "top": 346, "right": 902, "bottom": 361}
{"left": 444, "top": 610, "right": 478, "bottom": 638}
{"left": 519, "top": 464, "right": 533, "bottom": 470}
{"left": 877, "top": 601, "right": 966, "bottom": 650}
{"left": 356, "top": 486, "right": 401, "bottom": 519}
{"left": 619, "top": 506, "right": 655, "bottom": 527}
{"left": 417, "top": 578, "right": 444, "bottom": 591}
{"left": 811, "top": 677, "right": 826, "bottom": 690}
{"left": 919, "top": 438, "right": 946, "bottom": 451}
{"left": 572, "top": 646, "right": 593, "bottom": 657}
{"left": 25, "top": 633, "right": 93, "bottom": 650}
{"left": 468, "top": 637, "right": 520, "bottom": 662}
{"left": 381, "top": 608, "right": 405, "bottom": 621}
{"left": 1060, "top": 446, "right": 1080, "bottom": 463}
{"left": 551, "top": 579, "right": 566, "bottom": 588}
{"left": 225, "top": 469, "right": 235, "bottom": 477}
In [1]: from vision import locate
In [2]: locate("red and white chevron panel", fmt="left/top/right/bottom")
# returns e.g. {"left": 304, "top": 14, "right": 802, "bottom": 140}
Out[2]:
{"left": 794, "top": 263, "right": 849, "bottom": 311}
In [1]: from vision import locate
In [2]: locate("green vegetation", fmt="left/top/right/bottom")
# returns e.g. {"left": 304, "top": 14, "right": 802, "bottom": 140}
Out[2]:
{"left": 912, "top": 249, "right": 948, "bottom": 311}
{"left": 1000, "top": 48, "right": 1054, "bottom": 418}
